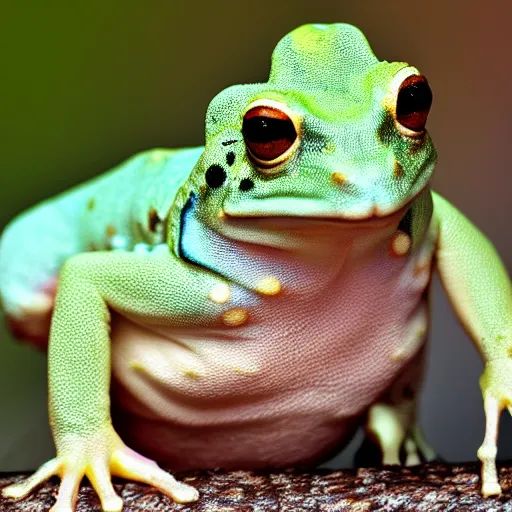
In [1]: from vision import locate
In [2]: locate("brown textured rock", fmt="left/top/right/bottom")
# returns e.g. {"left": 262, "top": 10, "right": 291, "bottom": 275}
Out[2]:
{"left": 0, "top": 462, "right": 511, "bottom": 511}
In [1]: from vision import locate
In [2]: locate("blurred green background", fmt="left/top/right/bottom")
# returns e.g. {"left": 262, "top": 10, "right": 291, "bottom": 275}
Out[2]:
{"left": 1, "top": 1, "right": 511, "bottom": 470}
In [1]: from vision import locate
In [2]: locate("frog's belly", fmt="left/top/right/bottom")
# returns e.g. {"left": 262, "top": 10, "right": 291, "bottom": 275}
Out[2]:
{"left": 110, "top": 248, "right": 432, "bottom": 469}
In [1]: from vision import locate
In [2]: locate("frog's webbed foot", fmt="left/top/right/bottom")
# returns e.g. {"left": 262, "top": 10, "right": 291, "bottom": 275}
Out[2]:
{"left": 355, "top": 402, "right": 436, "bottom": 468}
{"left": 476, "top": 359, "right": 512, "bottom": 497}
{"left": 2, "top": 427, "right": 198, "bottom": 512}
{"left": 477, "top": 392, "right": 502, "bottom": 497}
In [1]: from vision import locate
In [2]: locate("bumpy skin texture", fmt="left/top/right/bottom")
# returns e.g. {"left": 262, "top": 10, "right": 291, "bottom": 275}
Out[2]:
{"left": 0, "top": 23, "right": 510, "bottom": 511}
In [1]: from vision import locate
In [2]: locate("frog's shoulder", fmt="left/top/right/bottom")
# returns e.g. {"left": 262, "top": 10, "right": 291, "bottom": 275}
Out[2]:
{"left": 83, "top": 146, "right": 204, "bottom": 252}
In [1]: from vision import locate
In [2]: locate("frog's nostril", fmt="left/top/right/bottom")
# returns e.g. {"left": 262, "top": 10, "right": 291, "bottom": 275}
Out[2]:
{"left": 239, "top": 178, "right": 254, "bottom": 192}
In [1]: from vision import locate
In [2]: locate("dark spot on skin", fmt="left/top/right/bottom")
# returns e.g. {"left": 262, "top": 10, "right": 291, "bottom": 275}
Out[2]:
{"left": 409, "top": 139, "right": 425, "bottom": 154}
{"left": 87, "top": 198, "right": 95, "bottom": 211}
{"left": 376, "top": 113, "right": 397, "bottom": 146}
{"left": 106, "top": 224, "right": 116, "bottom": 238}
{"left": 148, "top": 208, "right": 161, "bottom": 232}
{"left": 226, "top": 151, "right": 235, "bottom": 166}
{"left": 222, "top": 139, "right": 239, "bottom": 147}
{"left": 394, "top": 161, "right": 404, "bottom": 178}
{"left": 398, "top": 208, "right": 413, "bottom": 237}
{"left": 205, "top": 165, "right": 226, "bottom": 189}
{"left": 239, "top": 178, "right": 254, "bottom": 192}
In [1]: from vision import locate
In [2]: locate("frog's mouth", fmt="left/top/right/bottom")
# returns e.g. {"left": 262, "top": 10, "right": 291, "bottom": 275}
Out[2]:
{"left": 222, "top": 194, "right": 413, "bottom": 223}
{"left": 212, "top": 200, "right": 411, "bottom": 253}
{"left": 221, "top": 204, "right": 410, "bottom": 233}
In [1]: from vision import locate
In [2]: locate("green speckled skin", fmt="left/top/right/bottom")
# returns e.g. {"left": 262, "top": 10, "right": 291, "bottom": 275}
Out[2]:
{"left": 0, "top": 23, "right": 511, "bottom": 511}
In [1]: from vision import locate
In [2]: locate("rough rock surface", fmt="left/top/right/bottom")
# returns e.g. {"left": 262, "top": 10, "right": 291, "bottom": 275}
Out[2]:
{"left": 1, "top": 462, "right": 511, "bottom": 511}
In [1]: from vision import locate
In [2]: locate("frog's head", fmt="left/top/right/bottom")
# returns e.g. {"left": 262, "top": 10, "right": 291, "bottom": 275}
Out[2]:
{"left": 189, "top": 23, "right": 436, "bottom": 231}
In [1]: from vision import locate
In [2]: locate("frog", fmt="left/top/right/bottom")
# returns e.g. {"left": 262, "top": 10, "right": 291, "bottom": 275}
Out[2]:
{"left": 1, "top": 22, "right": 511, "bottom": 512}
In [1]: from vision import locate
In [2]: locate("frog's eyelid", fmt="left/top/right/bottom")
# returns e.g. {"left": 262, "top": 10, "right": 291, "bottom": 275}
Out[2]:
{"left": 389, "top": 66, "right": 422, "bottom": 96}
{"left": 242, "top": 99, "right": 301, "bottom": 129}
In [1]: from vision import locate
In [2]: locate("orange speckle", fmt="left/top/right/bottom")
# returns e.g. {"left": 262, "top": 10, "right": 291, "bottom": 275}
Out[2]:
{"left": 414, "top": 262, "right": 429, "bottom": 276}
{"left": 148, "top": 208, "right": 161, "bottom": 232}
{"left": 394, "top": 161, "right": 404, "bottom": 178}
{"left": 331, "top": 172, "right": 347, "bottom": 185}
{"left": 87, "top": 198, "right": 96, "bottom": 211}
{"left": 390, "top": 232, "right": 411, "bottom": 257}
{"left": 222, "top": 308, "right": 248, "bottom": 327}
{"left": 391, "top": 350, "right": 407, "bottom": 362}
{"left": 183, "top": 368, "right": 200, "bottom": 379}
{"left": 255, "top": 276, "right": 282, "bottom": 296}
{"left": 106, "top": 224, "right": 116, "bottom": 238}
{"left": 208, "top": 283, "right": 231, "bottom": 304}
{"left": 130, "top": 361, "right": 148, "bottom": 374}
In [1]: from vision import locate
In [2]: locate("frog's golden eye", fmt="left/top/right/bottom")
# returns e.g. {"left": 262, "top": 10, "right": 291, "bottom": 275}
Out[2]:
{"left": 242, "top": 106, "right": 297, "bottom": 165}
{"left": 396, "top": 75, "right": 432, "bottom": 132}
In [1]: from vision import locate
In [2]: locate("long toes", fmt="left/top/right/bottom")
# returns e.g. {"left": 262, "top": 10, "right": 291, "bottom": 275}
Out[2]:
{"left": 50, "top": 470, "right": 83, "bottom": 512}
{"left": 112, "top": 448, "right": 199, "bottom": 503}
{"left": 87, "top": 461, "right": 123, "bottom": 512}
{"left": 2, "top": 458, "right": 60, "bottom": 500}
{"left": 404, "top": 438, "right": 421, "bottom": 466}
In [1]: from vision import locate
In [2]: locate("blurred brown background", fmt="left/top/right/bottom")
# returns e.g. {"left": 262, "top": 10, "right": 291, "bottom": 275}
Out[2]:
{"left": 1, "top": 1, "right": 511, "bottom": 470}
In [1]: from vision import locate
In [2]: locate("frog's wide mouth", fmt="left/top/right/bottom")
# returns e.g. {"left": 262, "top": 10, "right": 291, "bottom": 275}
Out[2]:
{"left": 222, "top": 195, "right": 411, "bottom": 223}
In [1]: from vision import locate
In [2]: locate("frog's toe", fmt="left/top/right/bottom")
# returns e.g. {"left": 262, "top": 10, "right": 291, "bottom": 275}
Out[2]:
{"left": 112, "top": 446, "right": 199, "bottom": 503}
{"left": 51, "top": 460, "right": 124, "bottom": 512}
{"left": 50, "top": 470, "right": 85, "bottom": 512}
{"left": 482, "top": 481, "right": 502, "bottom": 497}
{"left": 403, "top": 438, "right": 421, "bottom": 466}
{"left": 354, "top": 426, "right": 437, "bottom": 468}
{"left": 87, "top": 460, "right": 123, "bottom": 512}
{"left": 2, "top": 458, "right": 60, "bottom": 500}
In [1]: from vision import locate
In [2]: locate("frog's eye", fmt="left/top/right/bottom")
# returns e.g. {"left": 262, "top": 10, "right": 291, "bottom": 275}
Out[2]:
{"left": 242, "top": 106, "right": 298, "bottom": 166}
{"left": 396, "top": 75, "right": 433, "bottom": 132}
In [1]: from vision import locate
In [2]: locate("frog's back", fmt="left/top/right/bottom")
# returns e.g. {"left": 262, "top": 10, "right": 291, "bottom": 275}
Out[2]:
{"left": 0, "top": 147, "right": 202, "bottom": 341}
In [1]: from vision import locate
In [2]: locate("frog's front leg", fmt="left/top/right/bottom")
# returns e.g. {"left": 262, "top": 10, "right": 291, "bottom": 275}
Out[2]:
{"left": 2, "top": 248, "right": 228, "bottom": 511}
{"left": 432, "top": 191, "right": 512, "bottom": 497}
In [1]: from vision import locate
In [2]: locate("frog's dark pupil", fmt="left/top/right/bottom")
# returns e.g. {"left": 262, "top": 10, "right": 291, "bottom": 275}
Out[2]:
{"left": 205, "top": 164, "right": 226, "bottom": 188}
{"left": 396, "top": 75, "right": 432, "bottom": 132}
{"left": 396, "top": 81, "right": 432, "bottom": 117}
{"left": 239, "top": 178, "right": 254, "bottom": 191}
{"left": 243, "top": 117, "right": 296, "bottom": 144}
{"left": 242, "top": 106, "right": 297, "bottom": 162}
